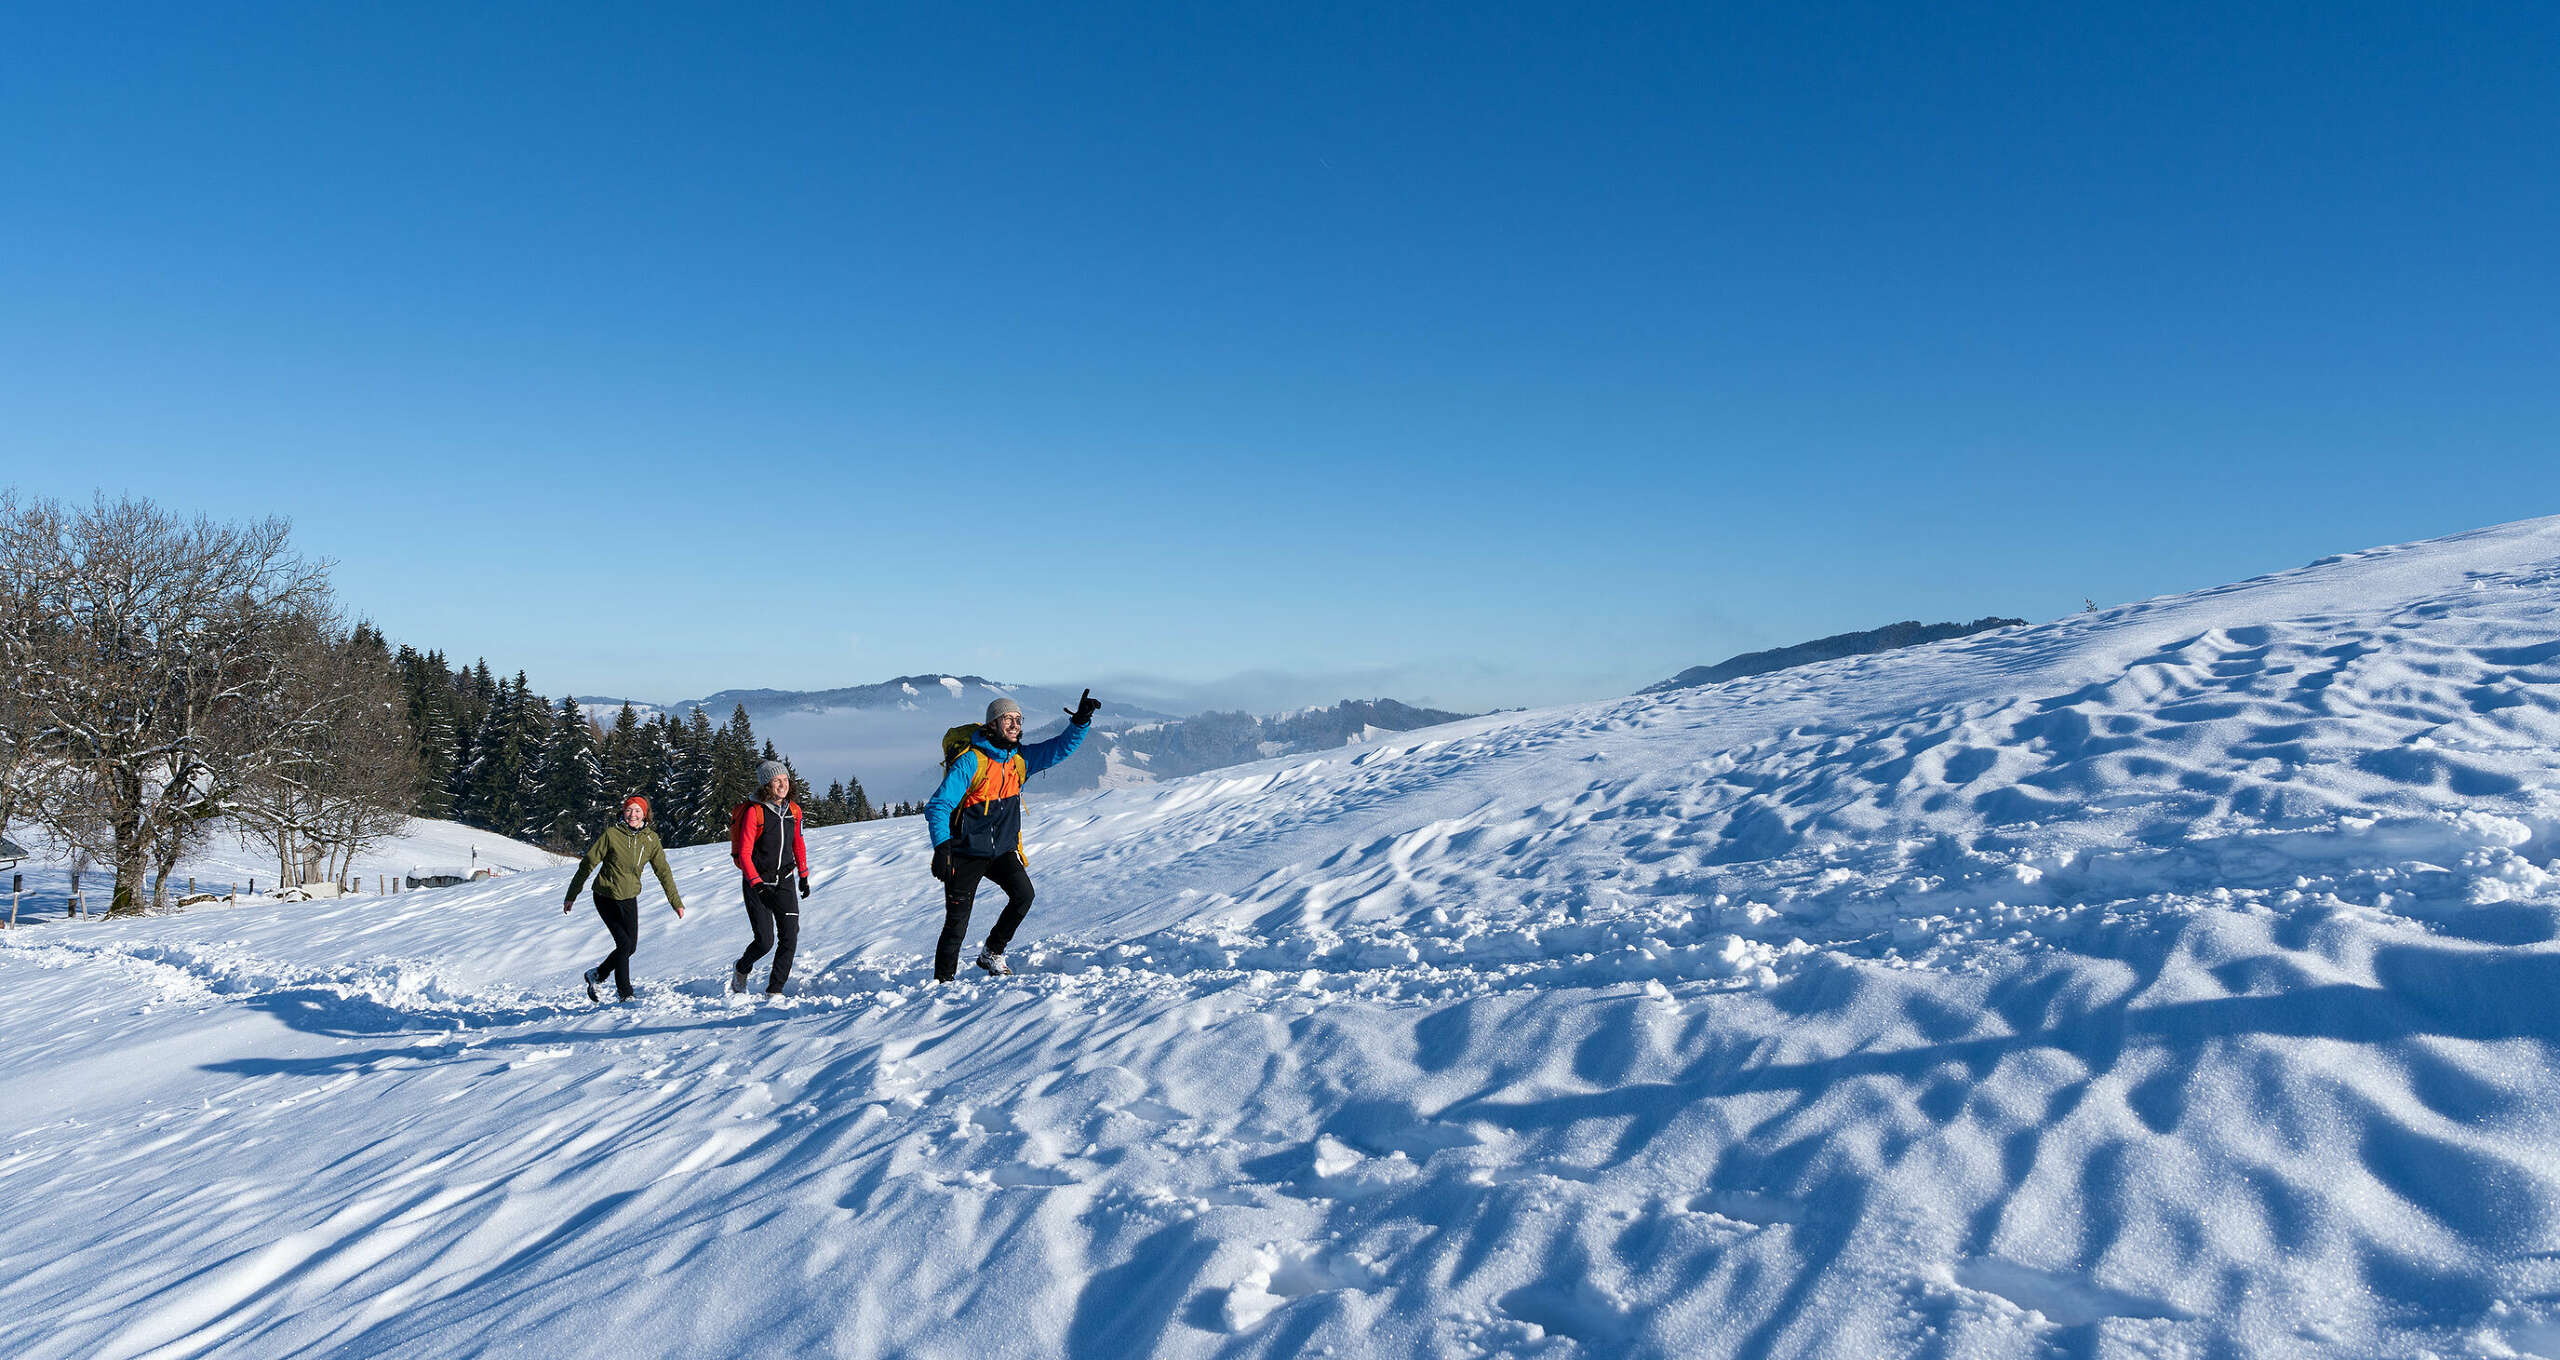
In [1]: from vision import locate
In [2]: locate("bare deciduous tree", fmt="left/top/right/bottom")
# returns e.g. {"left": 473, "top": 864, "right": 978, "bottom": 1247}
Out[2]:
{"left": 0, "top": 494, "right": 64, "bottom": 844}
{"left": 235, "top": 619, "right": 421, "bottom": 889}
{"left": 1, "top": 493, "right": 335, "bottom": 913}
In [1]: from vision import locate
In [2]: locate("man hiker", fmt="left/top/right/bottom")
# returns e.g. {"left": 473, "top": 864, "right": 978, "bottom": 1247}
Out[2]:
{"left": 729, "top": 761, "right": 812, "bottom": 995}
{"left": 925, "top": 689, "right": 1100, "bottom": 980}
{"left": 562, "top": 794, "right": 686, "bottom": 1003}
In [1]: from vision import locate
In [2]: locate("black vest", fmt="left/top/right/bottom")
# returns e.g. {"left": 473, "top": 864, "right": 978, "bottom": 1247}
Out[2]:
{"left": 750, "top": 800, "right": 798, "bottom": 881}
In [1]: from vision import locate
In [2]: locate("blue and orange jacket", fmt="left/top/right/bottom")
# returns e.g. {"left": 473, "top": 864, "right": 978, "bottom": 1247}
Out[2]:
{"left": 925, "top": 721, "right": 1088, "bottom": 858}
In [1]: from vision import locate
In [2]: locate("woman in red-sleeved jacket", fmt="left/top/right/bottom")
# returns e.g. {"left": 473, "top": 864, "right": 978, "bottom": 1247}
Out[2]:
{"left": 727, "top": 760, "right": 810, "bottom": 995}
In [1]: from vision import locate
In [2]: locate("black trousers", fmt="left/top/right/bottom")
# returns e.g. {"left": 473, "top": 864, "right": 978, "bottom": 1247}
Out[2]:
{"left": 937, "top": 851, "right": 1035, "bottom": 980}
{"left": 736, "top": 878, "right": 800, "bottom": 993}
{"left": 592, "top": 894, "right": 639, "bottom": 999}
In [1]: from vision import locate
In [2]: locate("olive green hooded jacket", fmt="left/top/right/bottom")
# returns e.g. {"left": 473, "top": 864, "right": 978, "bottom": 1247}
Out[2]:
{"left": 564, "top": 821, "right": 685, "bottom": 910}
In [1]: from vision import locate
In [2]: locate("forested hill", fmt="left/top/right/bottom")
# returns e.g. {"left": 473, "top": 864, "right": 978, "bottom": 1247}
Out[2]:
{"left": 1643, "top": 616, "right": 2026, "bottom": 693}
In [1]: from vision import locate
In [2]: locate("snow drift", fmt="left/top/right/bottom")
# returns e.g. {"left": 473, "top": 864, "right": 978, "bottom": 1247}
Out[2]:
{"left": 9, "top": 517, "right": 2560, "bottom": 1358}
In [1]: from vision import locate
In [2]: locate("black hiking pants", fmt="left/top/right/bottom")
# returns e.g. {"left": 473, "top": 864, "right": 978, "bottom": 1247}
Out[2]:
{"left": 736, "top": 878, "right": 800, "bottom": 993}
{"left": 937, "top": 851, "right": 1035, "bottom": 981}
{"left": 592, "top": 894, "right": 639, "bottom": 1000}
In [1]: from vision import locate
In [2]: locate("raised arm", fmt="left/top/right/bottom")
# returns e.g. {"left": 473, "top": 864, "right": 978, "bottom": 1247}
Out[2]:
{"left": 1020, "top": 719, "right": 1089, "bottom": 778}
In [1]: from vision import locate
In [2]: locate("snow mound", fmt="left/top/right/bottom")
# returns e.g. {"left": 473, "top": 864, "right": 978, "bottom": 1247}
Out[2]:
{"left": 9, "top": 517, "right": 2560, "bottom": 1358}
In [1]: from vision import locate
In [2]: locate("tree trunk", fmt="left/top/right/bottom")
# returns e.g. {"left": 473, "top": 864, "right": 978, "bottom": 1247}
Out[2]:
{"left": 151, "top": 834, "right": 185, "bottom": 910}
{"left": 109, "top": 814, "right": 149, "bottom": 917}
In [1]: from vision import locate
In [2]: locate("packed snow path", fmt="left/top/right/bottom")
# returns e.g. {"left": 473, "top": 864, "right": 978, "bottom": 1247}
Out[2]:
{"left": 10, "top": 517, "right": 2560, "bottom": 1358}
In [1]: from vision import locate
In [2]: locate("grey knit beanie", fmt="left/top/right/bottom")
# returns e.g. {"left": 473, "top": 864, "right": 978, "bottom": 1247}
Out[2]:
{"left": 754, "top": 759, "right": 789, "bottom": 791}
{"left": 985, "top": 697, "right": 1024, "bottom": 723}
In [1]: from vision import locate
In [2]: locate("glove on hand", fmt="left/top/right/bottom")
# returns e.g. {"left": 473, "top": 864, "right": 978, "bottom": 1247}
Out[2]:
{"left": 1067, "top": 688, "right": 1101, "bottom": 726}
{"left": 798, "top": 876, "right": 813, "bottom": 899}
{"left": 931, "top": 843, "right": 956, "bottom": 882}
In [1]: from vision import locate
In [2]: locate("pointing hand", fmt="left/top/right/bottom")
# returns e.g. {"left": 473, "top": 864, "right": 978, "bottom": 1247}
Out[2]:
{"left": 1066, "top": 688, "right": 1101, "bottom": 725}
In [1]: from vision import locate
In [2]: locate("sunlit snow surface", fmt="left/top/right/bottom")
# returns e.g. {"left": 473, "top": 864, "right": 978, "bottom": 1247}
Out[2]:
{"left": 11, "top": 518, "right": 2560, "bottom": 1358}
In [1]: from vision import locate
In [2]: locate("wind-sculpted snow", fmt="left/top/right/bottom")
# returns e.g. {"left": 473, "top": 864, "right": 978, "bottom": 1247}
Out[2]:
{"left": 10, "top": 518, "right": 2560, "bottom": 1357}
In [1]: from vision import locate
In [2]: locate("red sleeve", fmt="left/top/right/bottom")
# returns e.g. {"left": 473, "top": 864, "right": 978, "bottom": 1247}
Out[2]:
{"left": 791, "top": 804, "right": 809, "bottom": 879}
{"left": 730, "top": 803, "right": 763, "bottom": 885}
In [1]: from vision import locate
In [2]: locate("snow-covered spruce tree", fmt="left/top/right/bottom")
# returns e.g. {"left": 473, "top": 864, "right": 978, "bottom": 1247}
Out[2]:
{"left": 0, "top": 492, "right": 335, "bottom": 914}
{"left": 410, "top": 700, "right": 458, "bottom": 820}
{"left": 601, "top": 703, "right": 645, "bottom": 802}
{"left": 654, "top": 712, "right": 701, "bottom": 844}
{"left": 499, "top": 675, "right": 553, "bottom": 841}
{"left": 698, "top": 705, "right": 760, "bottom": 840}
{"left": 676, "top": 715, "right": 718, "bottom": 846}
{"left": 512, "top": 695, "right": 556, "bottom": 846}
{"left": 455, "top": 672, "right": 534, "bottom": 835}
{"left": 444, "top": 665, "right": 488, "bottom": 821}
{"left": 537, "top": 696, "right": 604, "bottom": 851}
{"left": 393, "top": 645, "right": 458, "bottom": 819}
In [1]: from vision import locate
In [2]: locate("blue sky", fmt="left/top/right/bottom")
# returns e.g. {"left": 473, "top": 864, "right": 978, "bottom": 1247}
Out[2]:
{"left": 3, "top": 3, "right": 2555, "bottom": 712}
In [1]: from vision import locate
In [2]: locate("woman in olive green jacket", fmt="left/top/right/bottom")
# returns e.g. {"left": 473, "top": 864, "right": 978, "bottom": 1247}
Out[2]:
{"left": 563, "top": 795, "right": 686, "bottom": 1002}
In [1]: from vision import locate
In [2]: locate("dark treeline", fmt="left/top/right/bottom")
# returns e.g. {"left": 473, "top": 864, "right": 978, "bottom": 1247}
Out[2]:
{"left": 383, "top": 642, "right": 897, "bottom": 854}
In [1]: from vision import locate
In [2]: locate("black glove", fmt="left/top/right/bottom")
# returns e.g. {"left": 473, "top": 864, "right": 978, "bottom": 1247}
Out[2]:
{"left": 797, "top": 875, "right": 813, "bottom": 899}
{"left": 1066, "top": 688, "right": 1100, "bottom": 726}
{"left": 931, "top": 843, "right": 956, "bottom": 882}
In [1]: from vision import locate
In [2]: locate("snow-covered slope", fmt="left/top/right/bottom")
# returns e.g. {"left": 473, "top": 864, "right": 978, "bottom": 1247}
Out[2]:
{"left": 9, "top": 518, "right": 2560, "bottom": 1358}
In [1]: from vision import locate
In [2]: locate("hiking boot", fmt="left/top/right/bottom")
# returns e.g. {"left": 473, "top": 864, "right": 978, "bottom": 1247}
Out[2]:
{"left": 974, "top": 949, "right": 1012, "bottom": 977}
{"left": 727, "top": 965, "right": 751, "bottom": 995}
{"left": 582, "top": 968, "right": 603, "bottom": 1004}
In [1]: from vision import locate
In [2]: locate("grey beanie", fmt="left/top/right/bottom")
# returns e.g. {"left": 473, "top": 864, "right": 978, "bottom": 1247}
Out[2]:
{"left": 985, "top": 697, "right": 1024, "bottom": 723}
{"left": 755, "top": 759, "right": 789, "bottom": 790}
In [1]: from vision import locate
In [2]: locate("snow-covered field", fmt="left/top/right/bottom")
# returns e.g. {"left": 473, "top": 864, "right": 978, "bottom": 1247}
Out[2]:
{"left": 9, "top": 517, "right": 2560, "bottom": 1358}
{"left": 3, "top": 817, "right": 567, "bottom": 913}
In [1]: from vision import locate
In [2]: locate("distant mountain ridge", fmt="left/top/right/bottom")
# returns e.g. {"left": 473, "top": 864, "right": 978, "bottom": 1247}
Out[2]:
{"left": 674, "top": 675, "right": 1182, "bottom": 724}
{"left": 1645, "top": 617, "right": 2027, "bottom": 693}
{"left": 1029, "top": 697, "right": 1477, "bottom": 792}
{"left": 570, "top": 676, "right": 1467, "bottom": 802}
